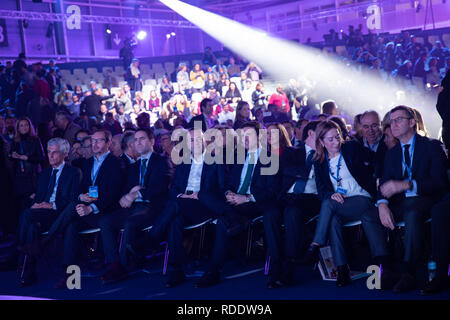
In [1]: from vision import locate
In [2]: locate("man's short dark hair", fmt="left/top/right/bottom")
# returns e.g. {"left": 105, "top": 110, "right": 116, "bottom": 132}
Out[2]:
{"left": 302, "top": 120, "right": 320, "bottom": 141}
{"left": 121, "top": 131, "right": 135, "bottom": 152}
{"left": 241, "top": 121, "right": 262, "bottom": 139}
{"left": 75, "top": 129, "right": 90, "bottom": 138}
{"left": 296, "top": 118, "right": 309, "bottom": 128}
{"left": 56, "top": 110, "right": 72, "bottom": 122}
{"left": 96, "top": 129, "right": 112, "bottom": 143}
{"left": 321, "top": 100, "right": 337, "bottom": 115}
{"left": 389, "top": 105, "right": 415, "bottom": 119}
{"left": 200, "top": 98, "right": 212, "bottom": 112}
{"left": 136, "top": 127, "right": 155, "bottom": 141}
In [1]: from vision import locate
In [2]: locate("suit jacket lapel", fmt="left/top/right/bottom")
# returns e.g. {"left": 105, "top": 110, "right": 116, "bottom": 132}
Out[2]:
{"left": 411, "top": 134, "right": 422, "bottom": 176}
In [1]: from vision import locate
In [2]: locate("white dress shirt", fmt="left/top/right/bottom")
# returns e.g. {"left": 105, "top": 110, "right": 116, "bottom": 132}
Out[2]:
{"left": 288, "top": 145, "right": 317, "bottom": 195}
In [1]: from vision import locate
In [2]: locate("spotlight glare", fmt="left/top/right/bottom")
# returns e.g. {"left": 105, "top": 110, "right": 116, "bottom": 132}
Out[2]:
{"left": 171, "top": 32, "right": 176, "bottom": 36}
{"left": 166, "top": 33, "right": 171, "bottom": 39}
{"left": 137, "top": 30, "right": 147, "bottom": 40}
{"left": 159, "top": 0, "right": 442, "bottom": 137}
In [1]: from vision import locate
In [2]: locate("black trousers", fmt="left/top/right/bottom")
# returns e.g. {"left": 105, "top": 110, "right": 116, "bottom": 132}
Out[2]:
{"left": 431, "top": 195, "right": 450, "bottom": 278}
{"left": 100, "top": 202, "right": 158, "bottom": 267}
{"left": 263, "top": 193, "right": 321, "bottom": 268}
{"left": 167, "top": 198, "right": 214, "bottom": 269}
{"left": 55, "top": 202, "right": 115, "bottom": 267}
{"left": 18, "top": 208, "right": 60, "bottom": 246}
{"left": 17, "top": 207, "right": 60, "bottom": 276}
{"left": 363, "top": 196, "right": 434, "bottom": 271}
{"left": 209, "top": 202, "right": 277, "bottom": 271}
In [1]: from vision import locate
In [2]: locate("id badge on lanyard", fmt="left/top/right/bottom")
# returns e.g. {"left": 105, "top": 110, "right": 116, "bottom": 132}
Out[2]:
{"left": 89, "top": 186, "right": 99, "bottom": 201}
{"left": 327, "top": 151, "right": 347, "bottom": 195}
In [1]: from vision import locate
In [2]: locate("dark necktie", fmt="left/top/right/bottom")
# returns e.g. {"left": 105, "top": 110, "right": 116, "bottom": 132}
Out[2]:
{"left": 237, "top": 152, "right": 255, "bottom": 195}
{"left": 140, "top": 158, "right": 148, "bottom": 186}
{"left": 293, "top": 150, "right": 315, "bottom": 194}
{"left": 44, "top": 169, "right": 59, "bottom": 202}
{"left": 403, "top": 144, "right": 411, "bottom": 179}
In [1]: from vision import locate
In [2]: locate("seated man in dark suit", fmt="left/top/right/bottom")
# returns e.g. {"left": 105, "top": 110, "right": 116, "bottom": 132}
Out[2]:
{"left": 99, "top": 128, "right": 171, "bottom": 283}
{"left": 160, "top": 128, "right": 229, "bottom": 288}
{"left": 263, "top": 120, "right": 321, "bottom": 288}
{"left": 364, "top": 105, "right": 448, "bottom": 293}
{"left": 17, "top": 138, "right": 81, "bottom": 286}
{"left": 187, "top": 98, "right": 214, "bottom": 132}
{"left": 421, "top": 192, "right": 450, "bottom": 294}
{"left": 359, "top": 110, "right": 388, "bottom": 179}
{"left": 195, "top": 121, "right": 281, "bottom": 288}
{"left": 44, "top": 129, "right": 124, "bottom": 288}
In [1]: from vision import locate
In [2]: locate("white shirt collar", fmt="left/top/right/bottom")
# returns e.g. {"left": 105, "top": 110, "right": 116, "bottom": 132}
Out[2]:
{"left": 139, "top": 152, "right": 152, "bottom": 162}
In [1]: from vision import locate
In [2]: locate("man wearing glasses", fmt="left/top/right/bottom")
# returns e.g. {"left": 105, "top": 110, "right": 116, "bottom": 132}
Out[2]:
{"left": 362, "top": 105, "right": 448, "bottom": 293}
{"left": 44, "top": 130, "right": 124, "bottom": 288}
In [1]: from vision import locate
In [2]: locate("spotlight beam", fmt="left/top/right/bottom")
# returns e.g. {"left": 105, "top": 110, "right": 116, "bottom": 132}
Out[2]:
{"left": 160, "top": 0, "right": 441, "bottom": 136}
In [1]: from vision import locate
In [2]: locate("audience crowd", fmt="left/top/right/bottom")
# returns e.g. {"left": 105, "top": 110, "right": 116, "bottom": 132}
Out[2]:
{"left": 0, "top": 26, "right": 450, "bottom": 296}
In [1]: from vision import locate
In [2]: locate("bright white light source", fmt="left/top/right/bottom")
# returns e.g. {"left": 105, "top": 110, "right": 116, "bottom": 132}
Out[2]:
{"left": 159, "top": 0, "right": 442, "bottom": 136}
{"left": 137, "top": 30, "right": 147, "bottom": 40}
{"left": 166, "top": 33, "right": 171, "bottom": 39}
{"left": 171, "top": 32, "right": 176, "bottom": 36}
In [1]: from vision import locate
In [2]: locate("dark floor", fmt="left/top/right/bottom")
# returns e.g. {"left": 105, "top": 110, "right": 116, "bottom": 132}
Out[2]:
{"left": 1, "top": 226, "right": 449, "bottom": 301}
{"left": 1, "top": 253, "right": 450, "bottom": 300}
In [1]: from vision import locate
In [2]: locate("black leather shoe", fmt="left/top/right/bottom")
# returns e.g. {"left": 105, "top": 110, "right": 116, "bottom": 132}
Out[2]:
{"left": 380, "top": 268, "right": 400, "bottom": 290}
{"left": 19, "top": 272, "right": 37, "bottom": 287}
{"left": 267, "top": 279, "right": 284, "bottom": 289}
{"left": 195, "top": 270, "right": 220, "bottom": 288}
{"left": 101, "top": 262, "right": 128, "bottom": 284}
{"left": 420, "top": 277, "right": 449, "bottom": 295}
{"left": 299, "top": 244, "right": 320, "bottom": 265}
{"left": 165, "top": 269, "right": 186, "bottom": 288}
{"left": 280, "top": 260, "right": 296, "bottom": 286}
{"left": 336, "top": 265, "right": 351, "bottom": 287}
{"left": 393, "top": 273, "right": 416, "bottom": 293}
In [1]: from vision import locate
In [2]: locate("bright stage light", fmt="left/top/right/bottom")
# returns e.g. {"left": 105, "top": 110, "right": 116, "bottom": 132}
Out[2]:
{"left": 159, "top": 0, "right": 441, "bottom": 136}
{"left": 166, "top": 33, "right": 171, "bottom": 39}
{"left": 137, "top": 30, "right": 147, "bottom": 40}
{"left": 171, "top": 32, "right": 176, "bottom": 36}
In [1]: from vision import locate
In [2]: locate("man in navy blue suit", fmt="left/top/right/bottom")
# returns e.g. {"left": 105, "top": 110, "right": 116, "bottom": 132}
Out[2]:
{"left": 195, "top": 121, "right": 281, "bottom": 288}
{"left": 364, "top": 105, "right": 448, "bottom": 293}
{"left": 47, "top": 129, "right": 124, "bottom": 288}
{"left": 160, "top": 127, "right": 229, "bottom": 288}
{"left": 99, "top": 128, "right": 172, "bottom": 284}
{"left": 17, "top": 138, "right": 81, "bottom": 287}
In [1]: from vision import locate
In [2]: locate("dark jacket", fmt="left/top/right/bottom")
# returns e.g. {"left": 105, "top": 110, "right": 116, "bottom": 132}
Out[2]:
{"left": 278, "top": 143, "right": 319, "bottom": 197}
{"left": 34, "top": 164, "right": 81, "bottom": 212}
{"left": 80, "top": 153, "right": 124, "bottom": 213}
{"left": 315, "top": 140, "right": 377, "bottom": 201}
{"left": 377, "top": 134, "right": 448, "bottom": 203}
{"left": 123, "top": 153, "right": 171, "bottom": 211}
{"left": 169, "top": 161, "right": 228, "bottom": 216}
{"left": 226, "top": 149, "right": 281, "bottom": 210}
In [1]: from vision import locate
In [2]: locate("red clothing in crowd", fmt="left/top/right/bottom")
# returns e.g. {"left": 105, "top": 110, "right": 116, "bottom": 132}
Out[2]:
{"left": 269, "top": 92, "right": 290, "bottom": 113}
{"left": 34, "top": 78, "right": 51, "bottom": 100}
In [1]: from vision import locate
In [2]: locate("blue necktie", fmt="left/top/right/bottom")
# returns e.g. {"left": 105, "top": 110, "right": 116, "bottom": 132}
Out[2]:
{"left": 44, "top": 169, "right": 59, "bottom": 202}
{"left": 293, "top": 150, "right": 315, "bottom": 194}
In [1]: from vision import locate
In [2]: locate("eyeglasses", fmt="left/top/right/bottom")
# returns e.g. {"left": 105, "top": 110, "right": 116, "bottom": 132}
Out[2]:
{"left": 91, "top": 138, "right": 106, "bottom": 144}
{"left": 389, "top": 117, "right": 412, "bottom": 125}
